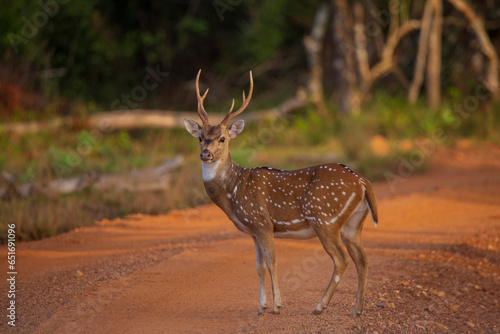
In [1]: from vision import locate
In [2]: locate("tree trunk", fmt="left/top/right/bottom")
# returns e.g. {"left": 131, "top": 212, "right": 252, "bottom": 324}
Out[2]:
{"left": 353, "top": 1, "right": 371, "bottom": 89}
{"left": 408, "top": 0, "right": 434, "bottom": 104}
{"left": 304, "top": 2, "right": 330, "bottom": 116}
{"left": 426, "top": 0, "right": 442, "bottom": 110}
{"left": 331, "top": 0, "right": 360, "bottom": 114}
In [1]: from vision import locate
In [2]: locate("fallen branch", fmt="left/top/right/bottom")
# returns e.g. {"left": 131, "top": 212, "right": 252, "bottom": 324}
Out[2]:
{"left": 0, "top": 155, "right": 183, "bottom": 199}
{"left": 1, "top": 93, "right": 307, "bottom": 135}
{"left": 0, "top": 171, "right": 33, "bottom": 199}
{"left": 0, "top": 110, "right": 197, "bottom": 135}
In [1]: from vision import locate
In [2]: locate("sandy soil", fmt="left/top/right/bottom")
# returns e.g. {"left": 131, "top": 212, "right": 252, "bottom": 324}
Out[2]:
{"left": 1, "top": 144, "right": 500, "bottom": 333}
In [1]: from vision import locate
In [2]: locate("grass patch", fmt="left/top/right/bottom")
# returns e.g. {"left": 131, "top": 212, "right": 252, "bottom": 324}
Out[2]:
{"left": 0, "top": 157, "right": 207, "bottom": 243}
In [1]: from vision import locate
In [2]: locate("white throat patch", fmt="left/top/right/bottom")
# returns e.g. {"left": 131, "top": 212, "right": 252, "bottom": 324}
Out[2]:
{"left": 202, "top": 160, "right": 222, "bottom": 182}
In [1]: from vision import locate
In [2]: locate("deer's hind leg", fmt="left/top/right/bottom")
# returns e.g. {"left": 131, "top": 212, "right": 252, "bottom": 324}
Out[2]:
{"left": 341, "top": 205, "right": 369, "bottom": 317}
{"left": 312, "top": 221, "right": 349, "bottom": 315}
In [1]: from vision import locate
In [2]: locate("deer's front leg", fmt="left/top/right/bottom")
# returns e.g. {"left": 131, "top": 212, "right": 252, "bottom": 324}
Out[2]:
{"left": 253, "top": 237, "right": 268, "bottom": 315}
{"left": 254, "top": 233, "right": 282, "bottom": 314}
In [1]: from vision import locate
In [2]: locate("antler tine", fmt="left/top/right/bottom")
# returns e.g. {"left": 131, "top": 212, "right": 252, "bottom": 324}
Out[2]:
{"left": 220, "top": 71, "right": 253, "bottom": 125}
{"left": 196, "top": 69, "right": 210, "bottom": 124}
{"left": 228, "top": 98, "right": 235, "bottom": 115}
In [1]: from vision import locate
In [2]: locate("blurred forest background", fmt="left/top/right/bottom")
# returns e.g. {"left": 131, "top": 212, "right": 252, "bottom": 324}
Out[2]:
{"left": 0, "top": 0, "right": 499, "bottom": 242}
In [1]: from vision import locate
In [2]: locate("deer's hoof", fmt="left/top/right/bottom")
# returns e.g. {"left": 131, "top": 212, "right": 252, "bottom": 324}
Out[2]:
{"left": 271, "top": 305, "right": 282, "bottom": 315}
{"left": 353, "top": 310, "right": 363, "bottom": 318}
{"left": 313, "top": 306, "right": 325, "bottom": 315}
{"left": 258, "top": 306, "right": 268, "bottom": 315}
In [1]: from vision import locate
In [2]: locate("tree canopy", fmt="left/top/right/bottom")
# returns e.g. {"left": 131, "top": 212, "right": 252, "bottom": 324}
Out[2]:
{"left": 0, "top": 0, "right": 498, "bottom": 114}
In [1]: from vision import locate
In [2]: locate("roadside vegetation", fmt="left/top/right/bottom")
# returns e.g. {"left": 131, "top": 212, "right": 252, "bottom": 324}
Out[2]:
{"left": 1, "top": 93, "right": 498, "bottom": 243}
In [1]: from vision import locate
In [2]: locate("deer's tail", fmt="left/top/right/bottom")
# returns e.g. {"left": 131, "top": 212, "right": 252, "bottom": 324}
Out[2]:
{"left": 363, "top": 181, "right": 379, "bottom": 228}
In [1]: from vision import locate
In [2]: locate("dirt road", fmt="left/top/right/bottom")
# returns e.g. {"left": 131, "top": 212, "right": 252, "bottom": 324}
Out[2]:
{"left": 2, "top": 145, "right": 500, "bottom": 333}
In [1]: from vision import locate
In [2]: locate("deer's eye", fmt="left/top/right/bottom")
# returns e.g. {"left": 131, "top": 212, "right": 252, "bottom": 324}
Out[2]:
{"left": 219, "top": 137, "right": 226, "bottom": 143}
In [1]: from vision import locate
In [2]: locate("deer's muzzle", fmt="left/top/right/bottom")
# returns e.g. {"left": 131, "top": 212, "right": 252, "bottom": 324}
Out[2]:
{"left": 200, "top": 149, "right": 214, "bottom": 162}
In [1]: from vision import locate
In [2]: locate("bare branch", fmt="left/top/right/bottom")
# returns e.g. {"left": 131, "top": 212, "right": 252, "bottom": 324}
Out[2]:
{"left": 446, "top": 0, "right": 499, "bottom": 99}
{"left": 365, "top": 20, "right": 422, "bottom": 92}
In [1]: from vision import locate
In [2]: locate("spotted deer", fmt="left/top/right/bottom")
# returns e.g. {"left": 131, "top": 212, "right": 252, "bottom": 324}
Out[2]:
{"left": 184, "top": 70, "right": 378, "bottom": 317}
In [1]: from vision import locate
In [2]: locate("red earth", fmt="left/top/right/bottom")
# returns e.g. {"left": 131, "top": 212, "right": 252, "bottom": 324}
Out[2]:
{"left": 1, "top": 144, "right": 499, "bottom": 333}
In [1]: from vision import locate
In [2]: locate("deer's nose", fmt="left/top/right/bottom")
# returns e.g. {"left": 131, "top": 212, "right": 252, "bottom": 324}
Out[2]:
{"left": 200, "top": 149, "right": 214, "bottom": 162}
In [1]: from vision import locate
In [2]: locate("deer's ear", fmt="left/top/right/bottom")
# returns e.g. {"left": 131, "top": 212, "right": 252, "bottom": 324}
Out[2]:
{"left": 228, "top": 120, "right": 245, "bottom": 139}
{"left": 184, "top": 119, "right": 202, "bottom": 138}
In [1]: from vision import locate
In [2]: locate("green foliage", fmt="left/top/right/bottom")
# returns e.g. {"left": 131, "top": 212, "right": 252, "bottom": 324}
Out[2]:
{"left": 362, "top": 92, "right": 477, "bottom": 140}
{"left": 293, "top": 109, "right": 333, "bottom": 145}
{"left": 176, "top": 16, "right": 210, "bottom": 50}
{"left": 18, "top": 161, "right": 39, "bottom": 183}
{"left": 0, "top": 0, "right": 315, "bottom": 109}
{"left": 231, "top": 148, "right": 254, "bottom": 166}
{"left": 244, "top": 0, "right": 291, "bottom": 62}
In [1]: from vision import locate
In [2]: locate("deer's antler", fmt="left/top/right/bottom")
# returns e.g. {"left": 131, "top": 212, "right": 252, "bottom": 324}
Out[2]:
{"left": 196, "top": 69, "right": 209, "bottom": 125}
{"left": 220, "top": 71, "right": 253, "bottom": 126}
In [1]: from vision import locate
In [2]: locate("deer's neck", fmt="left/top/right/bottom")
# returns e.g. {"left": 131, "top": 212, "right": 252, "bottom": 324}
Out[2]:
{"left": 202, "top": 154, "right": 241, "bottom": 203}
